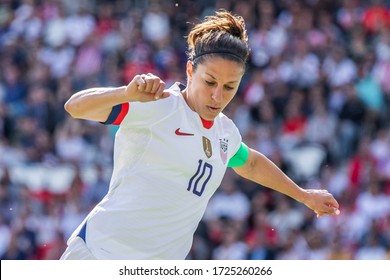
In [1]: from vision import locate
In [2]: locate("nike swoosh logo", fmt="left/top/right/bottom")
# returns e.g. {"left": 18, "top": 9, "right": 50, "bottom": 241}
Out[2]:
{"left": 175, "top": 128, "right": 194, "bottom": 136}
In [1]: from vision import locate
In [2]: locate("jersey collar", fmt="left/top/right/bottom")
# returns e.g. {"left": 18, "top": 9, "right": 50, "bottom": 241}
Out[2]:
{"left": 200, "top": 117, "right": 214, "bottom": 129}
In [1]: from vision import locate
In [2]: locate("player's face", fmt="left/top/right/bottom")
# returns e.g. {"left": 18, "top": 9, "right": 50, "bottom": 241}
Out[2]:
{"left": 185, "top": 57, "right": 245, "bottom": 120}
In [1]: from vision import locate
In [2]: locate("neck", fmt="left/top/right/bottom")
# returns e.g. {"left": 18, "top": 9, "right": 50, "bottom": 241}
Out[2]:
{"left": 182, "top": 88, "right": 194, "bottom": 112}
{"left": 182, "top": 88, "right": 214, "bottom": 129}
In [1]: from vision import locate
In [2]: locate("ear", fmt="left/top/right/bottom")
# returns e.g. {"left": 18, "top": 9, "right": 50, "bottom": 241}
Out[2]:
{"left": 186, "top": 61, "right": 193, "bottom": 80}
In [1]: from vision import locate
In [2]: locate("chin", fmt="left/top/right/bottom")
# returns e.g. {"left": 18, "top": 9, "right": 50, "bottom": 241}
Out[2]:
{"left": 202, "top": 113, "right": 217, "bottom": 120}
{"left": 203, "top": 110, "right": 220, "bottom": 120}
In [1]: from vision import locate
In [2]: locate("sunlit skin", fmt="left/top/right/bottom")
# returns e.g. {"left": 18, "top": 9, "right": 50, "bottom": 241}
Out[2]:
{"left": 183, "top": 57, "right": 245, "bottom": 121}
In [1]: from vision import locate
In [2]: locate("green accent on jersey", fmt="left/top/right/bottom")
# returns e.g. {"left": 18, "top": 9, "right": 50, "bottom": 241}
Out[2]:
{"left": 228, "top": 142, "right": 249, "bottom": 167}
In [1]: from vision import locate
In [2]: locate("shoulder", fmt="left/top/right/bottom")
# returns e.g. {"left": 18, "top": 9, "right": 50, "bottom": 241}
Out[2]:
{"left": 216, "top": 113, "right": 243, "bottom": 156}
{"left": 121, "top": 82, "right": 183, "bottom": 127}
{"left": 167, "top": 82, "right": 183, "bottom": 97}
{"left": 215, "top": 112, "right": 238, "bottom": 131}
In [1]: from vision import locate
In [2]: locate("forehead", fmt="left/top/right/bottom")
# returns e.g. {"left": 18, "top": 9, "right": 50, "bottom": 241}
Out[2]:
{"left": 195, "top": 57, "right": 245, "bottom": 80}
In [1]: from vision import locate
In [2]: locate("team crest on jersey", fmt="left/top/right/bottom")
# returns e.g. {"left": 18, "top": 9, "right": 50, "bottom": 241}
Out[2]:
{"left": 202, "top": 136, "right": 212, "bottom": 158}
{"left": 219, "top": 138, "right": 228, "bottom": 164}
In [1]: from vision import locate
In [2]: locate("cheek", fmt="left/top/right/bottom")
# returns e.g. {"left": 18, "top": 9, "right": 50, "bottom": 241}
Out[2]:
{"left": 189, "top": 83, "right": 208, "bottom": 107}
{"left": 194, "top": 79, "right": 207, "bottom": 92}
{"left": 224, "top": 91, "right": 237, "bottom": 104}
{"left": 193, "top": 82, "right": 209, "bottom": 99}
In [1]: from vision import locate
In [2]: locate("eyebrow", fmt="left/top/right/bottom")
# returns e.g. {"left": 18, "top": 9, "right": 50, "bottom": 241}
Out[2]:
{"left": 205, "top": 73, "right": 240, "bottom": 84}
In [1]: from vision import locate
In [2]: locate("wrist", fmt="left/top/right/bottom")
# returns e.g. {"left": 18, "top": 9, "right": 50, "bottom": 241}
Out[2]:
{"left": 124, "top": 83, "right": 140, "bottom": 102}
{"left": 295, "top": 188, "right": 309, "bottom": 205}
{"left": 111, "top": 86, "right": 133, "bottom": 103}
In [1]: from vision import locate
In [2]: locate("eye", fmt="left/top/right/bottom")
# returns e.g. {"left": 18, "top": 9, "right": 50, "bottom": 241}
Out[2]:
{"left": 224, "top": 85, "right": 234, "bottom": 91}
{"left": 205, "top": 80, "right": 215, "bottom": 86}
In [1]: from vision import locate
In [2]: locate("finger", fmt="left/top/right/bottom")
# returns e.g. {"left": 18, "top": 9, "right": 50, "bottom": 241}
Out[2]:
{"left": 161, "top": 90, "right": 171, "bottom": 99}
{"left": 325, "top": 208, "right": 340, "bottom": 216}
{"left": 155, "top": 90, "right": 170, "bottom": 100}
{"left": 154, "top": 81, "right": 167, "bottom": 100}
{"left": 325, "top": 199, "right": 340, "bottom": 212}
{"left": 330, "top": 199, "right": 339, "bottom": 209}
{"left": 143, "top": 80, "right": 153, "bottom": 93}
{"left": 150, "top": 78, "right": 162, "bottom": 94}
{"left": 143, "top": 74, "right": 158, "bottom": 92}
{"left": 317, "top": 207, "right": 340, "bottom": 218}
{"left": 328, "top": 203, "right": 340, "bottom": 215}
{"left": 136, "top": 75, "right": 146, "bottom": 91}
{"left": 325, "top": 192, "right": 339, "bottom": 206}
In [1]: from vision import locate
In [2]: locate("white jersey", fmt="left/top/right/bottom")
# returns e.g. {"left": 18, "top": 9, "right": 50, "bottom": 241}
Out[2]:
{"left": 68, "top": 83, "right": 242, "bottom": 259}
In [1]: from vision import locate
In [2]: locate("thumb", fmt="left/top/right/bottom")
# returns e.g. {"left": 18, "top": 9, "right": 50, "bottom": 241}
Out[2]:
{"left": 154, "top": 86, "right": 170, "bottom": 100}
{"left": 160, "top": 90, "right": 171, "bottom": 99}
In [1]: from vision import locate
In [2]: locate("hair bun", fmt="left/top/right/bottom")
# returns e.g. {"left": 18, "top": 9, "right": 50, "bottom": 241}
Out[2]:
{"left": 187, "top": 9, "right": 250, "bottom": 64}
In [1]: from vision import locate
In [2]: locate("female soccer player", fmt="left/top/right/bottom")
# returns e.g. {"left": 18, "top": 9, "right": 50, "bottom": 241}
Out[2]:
{"left": 61, "top": 9, "right": 340, "bottom": 260}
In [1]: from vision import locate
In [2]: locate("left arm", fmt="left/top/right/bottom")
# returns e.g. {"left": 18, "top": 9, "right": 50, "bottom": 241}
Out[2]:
{"left": 233, "top": 147, "right": 339, "bottom": 218}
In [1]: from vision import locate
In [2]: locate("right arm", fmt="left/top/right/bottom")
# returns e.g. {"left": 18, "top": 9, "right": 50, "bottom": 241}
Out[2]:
{"left": 64, "top": 74, "right": 170, "bottom": 122}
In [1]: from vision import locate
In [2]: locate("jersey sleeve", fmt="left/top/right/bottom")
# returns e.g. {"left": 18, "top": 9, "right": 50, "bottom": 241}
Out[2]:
{"left": 100, "top": 83, "right": 180, "bottom": 127}
{"left": 121, "top": 95, "right": 175, "bottom": 128}
{"left": 100, "top": 103, "right": 129, "bottom": 125}
{"left": 218, "top": 113, "right": 244, "bottom": 166}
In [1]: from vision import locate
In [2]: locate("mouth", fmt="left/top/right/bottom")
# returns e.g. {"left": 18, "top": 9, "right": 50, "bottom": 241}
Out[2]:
{"left": 207, "top": 105, "right": 221, "bottom": 113}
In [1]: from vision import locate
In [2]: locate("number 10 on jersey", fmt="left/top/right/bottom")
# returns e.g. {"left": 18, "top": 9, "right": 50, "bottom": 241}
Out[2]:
{"left": 187, "top": 160, "right": 213, "bottom": 197}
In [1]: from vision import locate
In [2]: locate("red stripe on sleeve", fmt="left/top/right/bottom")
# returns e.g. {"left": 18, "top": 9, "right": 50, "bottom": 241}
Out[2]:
{"left": 112, "top": 103, "right": 130, "bottom": 125}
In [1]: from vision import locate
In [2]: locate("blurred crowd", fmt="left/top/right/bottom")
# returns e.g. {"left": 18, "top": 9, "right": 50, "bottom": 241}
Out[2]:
{"left": 1, "top": 0, "right": 390, "bottom": 260}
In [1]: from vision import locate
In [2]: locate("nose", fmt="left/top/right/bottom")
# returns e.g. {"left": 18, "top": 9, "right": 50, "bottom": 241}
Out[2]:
{"left": 211, "top": 87, "right": 223, "bottom": 103}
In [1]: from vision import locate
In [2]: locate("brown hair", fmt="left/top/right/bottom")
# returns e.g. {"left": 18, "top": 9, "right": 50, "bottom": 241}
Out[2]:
{"left": 187, "top": 9, "right": 250, "bottom": 68}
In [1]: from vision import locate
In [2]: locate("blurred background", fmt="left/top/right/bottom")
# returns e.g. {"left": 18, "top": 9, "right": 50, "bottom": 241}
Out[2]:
{"left": 0, "top": 0, "right": 390, "bottom": 260}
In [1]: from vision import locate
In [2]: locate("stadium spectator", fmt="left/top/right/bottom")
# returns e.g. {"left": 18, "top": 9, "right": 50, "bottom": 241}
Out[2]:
{"left": 211, "top": 222, "right": 249, "bottom": 260}
{"left": 0, "top": 0, "right": 389, "bottom": 260}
